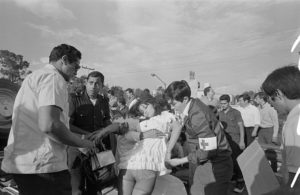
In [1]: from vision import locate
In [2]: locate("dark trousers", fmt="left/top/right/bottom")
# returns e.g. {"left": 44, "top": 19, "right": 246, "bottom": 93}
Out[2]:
{"left": 225, "top": 132, "right": 243, "bottom": 181}
{"left": 12, "top": 170, "right": 71, "bottom": 195}
{"left": 190, "top": 158, "right": 233, "bottom": 195}
{"left": 258, "top": 127, "right": 273, "bottom": 144}
{"left": 244, "top": 126, "right": 255, "bottom": 146}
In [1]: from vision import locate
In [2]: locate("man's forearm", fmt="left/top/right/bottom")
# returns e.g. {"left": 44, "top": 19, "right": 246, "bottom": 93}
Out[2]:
{"left": 99, "top": 123, "right": 120, "bottom": 137}
{"left": 124, "top": 131, "right": 140, "bottom": 142}
{"left": 273, "top": 125, "right": 279, "bottom": 137}
{"left": 238, "top": 123, "right": 245, "bottom": 142}
{"left": 69, "top": 124, "right": 90, "bottom": 135}
{"left": 47, "top": 121, "right": 93, "bottom": 148}
{"left": 253, "top": 125, "right": 259, "bottom": 135}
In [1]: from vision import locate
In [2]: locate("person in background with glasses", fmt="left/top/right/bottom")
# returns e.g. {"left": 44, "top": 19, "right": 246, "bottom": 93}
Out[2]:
{"left": 1, "top": 44, "right": 95, "bottom": 195}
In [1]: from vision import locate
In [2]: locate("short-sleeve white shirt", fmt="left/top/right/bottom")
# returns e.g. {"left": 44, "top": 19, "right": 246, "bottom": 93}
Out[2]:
{"left": 281, "top": 104, "right": 300, "bottom": 173}
{"left": 237, "top": 104, "right": 261, "bottom": 127}
{"left": 1, "top": 64, "right": 70, "bottom": 174}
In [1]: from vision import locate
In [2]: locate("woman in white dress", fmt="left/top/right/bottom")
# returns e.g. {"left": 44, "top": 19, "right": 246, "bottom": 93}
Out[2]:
{"left": 117, "top": 97, "right": 182, "bottom": 195}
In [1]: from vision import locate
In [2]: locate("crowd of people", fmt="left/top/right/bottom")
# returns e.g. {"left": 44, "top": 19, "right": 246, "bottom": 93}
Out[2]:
{"left": 1, "top": 43, "right": 300, "bottom": 195}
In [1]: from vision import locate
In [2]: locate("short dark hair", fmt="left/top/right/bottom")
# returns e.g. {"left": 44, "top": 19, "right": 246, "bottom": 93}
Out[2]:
{"left": 108, "top": 90, "right": 115, "bottom": 96}
{"left": 144, "top": 88, "right": 150, "bottom": 94}
{"left": 254, "top": 92, "right": 268, "bottom": 102}
{"left": 131, "top": 97, "right": 165, "bottom": 117}
{"left": 49, "top": 44, "right": 81, "bottom": 63}
{"left": 165, "top": 80, "right": 191, "bottom": 102}
{"left": 87, "top": 71, "right": 104, "bottom": 84}
{"left": 238, "top": 93, "right": 250, "bottom": 102}
{"left": 203, "top": 87, "right": 211, "bottom": 96}
{"left": 117, "top": 96, "right": 126, "bottom": 106}
{"left": 219, "top": 94, "right": 230, "bottom": 102}
{"left": 261, "top": 65, "right": 300, "bottom": 100}
{"left": 125, "top": 88, "right": 134, "bottom": 94}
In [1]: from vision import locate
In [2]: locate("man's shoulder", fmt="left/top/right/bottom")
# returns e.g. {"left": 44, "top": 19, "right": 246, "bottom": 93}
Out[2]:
{"left": 229, "top": 107, "right": 241, "bottom": 114}
{"left": 29, "top": 66, "right": 59, "bottom": 81}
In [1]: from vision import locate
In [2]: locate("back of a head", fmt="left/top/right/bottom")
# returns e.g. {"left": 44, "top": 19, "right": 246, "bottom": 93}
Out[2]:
{"left": 49, "top": 44, "right": 81, "bottom": 63}
{"left": 165, "top": 80, "right": 191, "bottom": 102}
{"left": 262, "top": 65, "right": 300, "bottom": 100}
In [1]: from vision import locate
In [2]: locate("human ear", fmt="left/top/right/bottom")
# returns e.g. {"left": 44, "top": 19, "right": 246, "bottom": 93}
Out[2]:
{"left": 61, "top": 55, "right": 68, "bottom": 65}
{"left": 183, "top": 96, "right": 189, "bottom": 104}
{"left": 275, "top": 89, "right": 285, "bottom": 100}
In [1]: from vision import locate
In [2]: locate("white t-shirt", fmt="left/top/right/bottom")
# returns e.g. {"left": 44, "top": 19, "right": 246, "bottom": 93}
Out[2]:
{"left": 281, "top": 104, "right": 300, "bottom": 173}
{"left": 1, "top": 64, "right": 70, "bottom": 174}
{"left": 237, "top": 104, "right": 261, "bottom": 127}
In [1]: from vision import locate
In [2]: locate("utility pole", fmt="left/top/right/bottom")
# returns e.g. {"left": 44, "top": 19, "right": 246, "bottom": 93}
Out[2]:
{"left": 151, "top": 73, "right": 166, "bottom": 89}
{"left": 81, "top": 65, "right": 95, "bottom": 75}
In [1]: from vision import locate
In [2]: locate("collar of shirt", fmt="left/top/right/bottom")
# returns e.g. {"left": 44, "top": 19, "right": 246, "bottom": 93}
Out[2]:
{"left": 45, "top": 64, "right": 66, "bottom": 81}
{"left": 182, "top": 99, "right": 192, "bottom": 117}
{"left": 286, "top": 103, "right": 300, "bottom": 122}
{"left": 223, "top": 106, "right": 233, "bottom": 114}
{"left": 261, "top": 102, "right": 269, "bottom": 109}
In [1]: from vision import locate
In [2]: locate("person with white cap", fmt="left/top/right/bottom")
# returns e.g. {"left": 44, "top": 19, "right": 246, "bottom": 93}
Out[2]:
{"left": 200, "top": 83, "right": 219, "bottom": 107}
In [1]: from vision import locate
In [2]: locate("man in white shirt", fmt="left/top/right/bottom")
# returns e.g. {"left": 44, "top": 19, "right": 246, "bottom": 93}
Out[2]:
{"left": 237, "top": 93, "right": 261, "bottom": 146}
{"left": 254, "top": 92, "right": 279, "bottom": 145}
{"left": 125, "top": 88, "right": 138, "bottom": 111}
{"left": 1, "top": 44, "right": 95, "bottom": 195}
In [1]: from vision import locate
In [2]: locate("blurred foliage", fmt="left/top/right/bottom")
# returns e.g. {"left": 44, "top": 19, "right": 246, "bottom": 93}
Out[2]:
{"left": 0, "top": 50, "right": 31, "bottom": 84}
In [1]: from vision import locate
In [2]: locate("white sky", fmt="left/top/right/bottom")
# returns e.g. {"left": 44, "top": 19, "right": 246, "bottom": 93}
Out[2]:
{"left": 0, "top": 0, "right": 300, "bottom": 94}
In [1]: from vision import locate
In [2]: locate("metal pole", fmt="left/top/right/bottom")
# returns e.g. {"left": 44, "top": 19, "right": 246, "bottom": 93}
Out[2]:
{"left": 151, "top": 73, "right": 166, "bottom": 89}
{"left": 81, "top": 66, "right": 95, "bottom": 74}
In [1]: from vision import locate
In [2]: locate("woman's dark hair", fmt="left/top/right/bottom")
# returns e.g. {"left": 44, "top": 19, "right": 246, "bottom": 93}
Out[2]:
{"left": 129, "top": 96, "right": 169, "bottom": 118}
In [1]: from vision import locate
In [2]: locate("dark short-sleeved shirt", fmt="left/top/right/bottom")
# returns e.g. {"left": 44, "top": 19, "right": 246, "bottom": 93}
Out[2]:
{"left": 219, "top": 107, "right": 243, "bottom": 136}
{"left": 70, "top": 91, "right": 111, "bottom": 132}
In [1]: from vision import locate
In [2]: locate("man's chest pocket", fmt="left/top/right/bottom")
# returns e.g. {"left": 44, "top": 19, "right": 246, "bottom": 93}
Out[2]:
{"left": 228, "top": 116, "right": 236, "bottom": 123}
{"left": 77, "top": 111, "right": 90, "bottom": 119}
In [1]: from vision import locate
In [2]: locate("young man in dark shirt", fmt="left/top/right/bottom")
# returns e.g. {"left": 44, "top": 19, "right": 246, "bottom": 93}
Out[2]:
{"left": 219, "top": 94, "right": 245, "bottom": 193}
{"left": 68, "top": 71, "right": 119, "bottom": 195}
{"left": 165, "top": 80, "right": 233, "bottom": 195}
